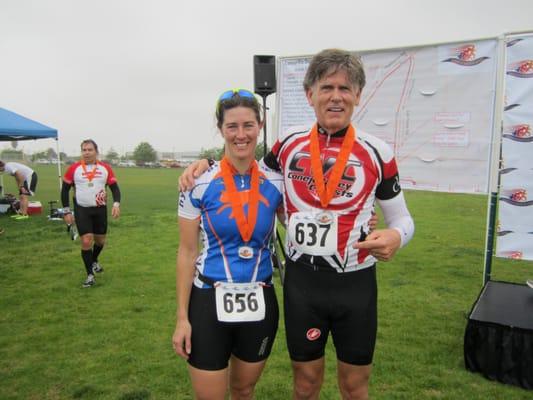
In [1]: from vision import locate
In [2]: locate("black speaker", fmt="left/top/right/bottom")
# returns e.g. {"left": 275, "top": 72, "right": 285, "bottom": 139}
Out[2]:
{"left": 254, "top": 55, "right": 276, "bottom": 96}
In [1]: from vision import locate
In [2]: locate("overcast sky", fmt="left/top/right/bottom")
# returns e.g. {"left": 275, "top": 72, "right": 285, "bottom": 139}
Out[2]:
{"left": 1, "top": 0, "right": 532, "bottom": 157}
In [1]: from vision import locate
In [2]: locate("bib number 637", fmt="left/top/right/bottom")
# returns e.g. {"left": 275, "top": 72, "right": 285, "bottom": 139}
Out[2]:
{"left": 288, "top": 212, "right": 338, "bottom": 256}
{"left": 294, "top": 222, "right": 331, "bottom": 247}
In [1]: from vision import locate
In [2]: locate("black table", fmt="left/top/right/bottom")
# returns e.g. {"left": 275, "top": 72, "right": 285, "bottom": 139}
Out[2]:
{"left": 464, "top": 280, "right": 533, "bottom": 390}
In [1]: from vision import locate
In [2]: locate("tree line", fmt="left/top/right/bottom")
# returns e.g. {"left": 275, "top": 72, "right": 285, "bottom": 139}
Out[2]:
{"left": 0, "top": 141, "right": 158, "bottom": 165}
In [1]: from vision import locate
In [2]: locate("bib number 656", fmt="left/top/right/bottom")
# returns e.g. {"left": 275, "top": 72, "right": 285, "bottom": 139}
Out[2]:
{"left": 215, "top": 282, "right": 266, "bottom": 322}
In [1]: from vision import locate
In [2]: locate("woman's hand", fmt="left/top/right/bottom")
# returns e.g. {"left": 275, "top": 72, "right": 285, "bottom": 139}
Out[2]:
{"left": 172, "top": 319, "right": 192, "bottom": 360}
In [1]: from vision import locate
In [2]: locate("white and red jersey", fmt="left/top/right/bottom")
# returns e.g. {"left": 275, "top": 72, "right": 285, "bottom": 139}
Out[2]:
{"left": 268, "top": 124, "right": 402, "bottom": 272}
{"left": 63, "top": 161, "right": 117, "bottom": 207}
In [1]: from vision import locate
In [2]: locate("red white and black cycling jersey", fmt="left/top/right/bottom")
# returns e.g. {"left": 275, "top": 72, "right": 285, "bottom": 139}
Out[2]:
{"left": 264, "top": 124, "right": 405, "bottom": 272}
{"left": 63, "top": 161, "right": 117, "bottom": 207}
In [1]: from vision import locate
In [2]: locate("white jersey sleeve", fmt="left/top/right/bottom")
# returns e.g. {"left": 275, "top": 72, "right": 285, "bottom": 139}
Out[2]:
{"left": 377, "top": 192, "right": 414, "bottom": 247}
{"left": 177, "top": 163, "right": 220, "bottom": 220}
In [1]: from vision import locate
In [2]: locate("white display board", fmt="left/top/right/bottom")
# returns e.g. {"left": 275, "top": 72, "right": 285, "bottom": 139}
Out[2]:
{"left": 496, "top": 33, "right": 533, "bottom": 261}
{"left": 276, "top": 39, "right": 498, "bottom": 194}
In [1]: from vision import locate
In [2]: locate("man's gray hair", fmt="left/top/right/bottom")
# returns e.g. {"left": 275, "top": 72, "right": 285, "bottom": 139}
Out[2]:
{"left": 303, "top": 48, "right": 366, "bottom": 92}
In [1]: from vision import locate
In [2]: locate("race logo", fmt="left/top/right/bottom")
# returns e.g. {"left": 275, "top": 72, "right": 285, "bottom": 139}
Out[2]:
{"left": 442, "top": 44, "right": 489, "bottom": 66}
{"left": 306, "top": 328, "right": 321, "bottom": 341}
{"left": 510, "top": 189, "right": 527, "bottom": 202}
{"left": 512, "top": 124, "right": 531, "bottom": 138}
{"left": 507, "top": 60, "right": 533, "bottom": 78}
{"left": 500, "top": 250, "right": 523, "bottom": 260}
{"left": 500, "top": 188, "right": 533, "bottom": 206}
{"left": 502, "top": 124, "right": 533, "bottom": 142}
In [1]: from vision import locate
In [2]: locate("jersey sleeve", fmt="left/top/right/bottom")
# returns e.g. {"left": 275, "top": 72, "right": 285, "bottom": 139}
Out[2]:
{"left": 63, "top": 163, "right": 78, "bottom": 184}
{"left": 377, "top": 192, "right": 414, "bottom": 247}
{"left": 178, "top": 187, "right": 201, "bottom": 220}
{"left": 374, "top": 141, "right": 401, "bottom": 201}
{"left": 101, "top": 163, "right": 118, "bottom": 185}
{"left": 263, "top": 141, "right": 282, "bottom": 171}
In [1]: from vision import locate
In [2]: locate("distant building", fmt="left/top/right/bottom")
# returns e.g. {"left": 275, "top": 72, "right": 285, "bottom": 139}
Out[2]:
{"left": 157, "top": 151, "right": 200, "bottom": 167}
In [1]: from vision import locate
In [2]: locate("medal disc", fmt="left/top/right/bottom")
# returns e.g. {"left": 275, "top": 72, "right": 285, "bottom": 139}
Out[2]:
{"left": 238, "top": 246, "right": 254, "bottom": 259}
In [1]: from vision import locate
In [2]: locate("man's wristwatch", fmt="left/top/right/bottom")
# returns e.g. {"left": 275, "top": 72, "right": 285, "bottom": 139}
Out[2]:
{"left": 113, "top": 202, "right": 120, "bottom": 208}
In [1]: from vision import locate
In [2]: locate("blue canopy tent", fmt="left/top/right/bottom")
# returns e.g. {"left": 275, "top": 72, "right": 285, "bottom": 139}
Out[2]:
{"left": 0, "top": 107, "right": 61, "bottom": 193}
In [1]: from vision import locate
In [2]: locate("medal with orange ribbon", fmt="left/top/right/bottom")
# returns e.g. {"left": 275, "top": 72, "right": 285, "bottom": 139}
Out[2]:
{"left": 81, "top": 160, "right": 99, "bottom": 187}
{"left": 220, "top": 157, "right": 260, "bottom": 259}
{"left": 309, "top": 124, "right": 355, "bottom": 207}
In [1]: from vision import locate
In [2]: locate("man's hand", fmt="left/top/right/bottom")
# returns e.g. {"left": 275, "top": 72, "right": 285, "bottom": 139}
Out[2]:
{"left": 353, "top": 228, "right": 401, "bottom": 261}
{"left": 178, "top": 159, "right": 210, "bottom": 192}
{"left": 63, "top": 213, "right": 74, "bottom": 226}
{"left": 112, "top": 203, "right": 120, "bottom": 219}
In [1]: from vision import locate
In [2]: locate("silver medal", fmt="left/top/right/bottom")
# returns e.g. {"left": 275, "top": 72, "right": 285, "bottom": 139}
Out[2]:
{"left": 315, "top": 211, "right": 334, "bottom": 225}
{"left": 238, "top": 246, "right": 254, "bottom": 259}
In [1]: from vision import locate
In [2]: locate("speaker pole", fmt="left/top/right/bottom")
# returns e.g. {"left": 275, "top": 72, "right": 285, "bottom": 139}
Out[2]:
{"left": 261, "top": 94, "right": 268, "bottom": 157}
{"left": 253, "top": 55, "right": 285, "bottom": 283}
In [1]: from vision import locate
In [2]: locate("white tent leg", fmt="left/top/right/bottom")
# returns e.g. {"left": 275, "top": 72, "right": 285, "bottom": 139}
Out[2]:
{"left": 55, "top": 138, "right": 62, "bottom": 190}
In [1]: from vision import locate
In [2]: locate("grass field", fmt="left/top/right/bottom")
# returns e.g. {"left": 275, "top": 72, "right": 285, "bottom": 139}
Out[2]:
{"left": 0, "top": 164, "right": 531, "bottom": 399}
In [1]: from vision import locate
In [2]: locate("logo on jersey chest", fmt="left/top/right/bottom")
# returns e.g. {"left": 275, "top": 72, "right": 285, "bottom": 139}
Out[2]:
{"left": 286, "top": 151, "right": 362, "bottom": 204}
{"left": 216, "top": 189, "right": 270, "bottom": 217}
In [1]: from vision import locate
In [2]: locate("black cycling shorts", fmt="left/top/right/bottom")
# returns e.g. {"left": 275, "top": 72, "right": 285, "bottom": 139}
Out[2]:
{"left": 74, "top": 204, "right": 107, "bottom": 236}
{"left": 283, "top": 259, "right": 377, "bottom": 365}
{"left": 187, "top": 284, "right": 279, "bottom": 371}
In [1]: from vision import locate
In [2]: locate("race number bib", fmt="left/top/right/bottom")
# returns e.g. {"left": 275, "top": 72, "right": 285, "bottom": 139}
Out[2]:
{"left": 215, "top": 282, "right": 265, "bottom": 322}
{"left": 288, "top": 211, "right": 338, "bottom": 256}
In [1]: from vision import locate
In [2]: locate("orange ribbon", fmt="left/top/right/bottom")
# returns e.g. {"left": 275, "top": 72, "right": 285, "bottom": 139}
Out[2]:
{"left": 309, "top": 124, "right": 355, "bottom": 207}
{"left": 220, "top": 157, "right": 260, "bottom": 242}
{"left": 81, "top": 160, "right": 99, "bottom": 183}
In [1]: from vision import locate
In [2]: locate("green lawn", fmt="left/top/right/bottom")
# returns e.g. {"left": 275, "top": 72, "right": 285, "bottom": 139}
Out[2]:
{"left": 0, "top": 165, "right": 531, "bottom": 399}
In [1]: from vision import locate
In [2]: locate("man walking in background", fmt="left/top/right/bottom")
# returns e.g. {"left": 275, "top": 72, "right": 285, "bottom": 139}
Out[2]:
{"left": 61, "top": 139, "right": 121, "bottom": 288}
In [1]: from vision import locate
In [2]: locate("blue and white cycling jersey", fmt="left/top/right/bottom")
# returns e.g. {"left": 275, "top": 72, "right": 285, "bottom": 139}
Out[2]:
{"left": 178, "top": 161, "right": 283, "bottom": 288}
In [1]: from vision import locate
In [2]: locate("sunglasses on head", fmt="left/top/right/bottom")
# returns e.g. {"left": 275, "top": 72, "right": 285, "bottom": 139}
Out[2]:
{"left": 217, "top": 88, "right": 256, "bottom": 105}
